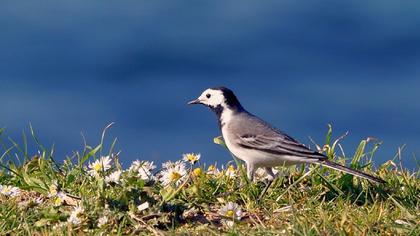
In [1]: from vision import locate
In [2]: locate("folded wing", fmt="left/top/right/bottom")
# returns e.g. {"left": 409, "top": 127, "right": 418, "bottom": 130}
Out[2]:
{"left": 237, "top": 133, "right": 326, "bottom": 160}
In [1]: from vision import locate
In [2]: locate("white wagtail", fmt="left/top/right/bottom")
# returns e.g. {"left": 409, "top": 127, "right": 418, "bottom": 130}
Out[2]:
{"left": 188, "top": 87, "right": 385, "bottom": 184}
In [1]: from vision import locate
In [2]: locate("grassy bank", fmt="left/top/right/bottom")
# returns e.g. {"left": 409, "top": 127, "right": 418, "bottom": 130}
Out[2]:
{"left": 0, "top": 125, "right": 419, "bottom": 235}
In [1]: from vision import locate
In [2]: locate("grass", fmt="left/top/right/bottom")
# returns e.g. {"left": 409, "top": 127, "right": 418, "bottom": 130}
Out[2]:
{"left": 0, "top": 124, "right": 419, "bottom": 235}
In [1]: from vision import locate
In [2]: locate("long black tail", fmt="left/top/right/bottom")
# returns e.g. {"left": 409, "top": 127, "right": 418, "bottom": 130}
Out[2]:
{"left": 317, "top": 159, "right": 385, "bottom": 184}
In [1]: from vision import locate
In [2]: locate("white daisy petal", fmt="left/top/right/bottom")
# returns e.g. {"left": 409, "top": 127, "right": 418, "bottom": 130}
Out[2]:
{"left": 219, "top": 202, "right": 242, "bottom": 221}
{"left": 159, "top": 160, "right": 187, "bottom": 186}
{"left": 182, "top": 153, "right": 201, "bottom": 164}
{"left": 97, "top": 216, "right": 108, "bottom": 228}
{"left": 206, "top": 165, "right": 220, "bottom": 176}
{"left": 67, "top": 205, "right": 84, "bottom": 226}
{"left": 129, "top": 160, "right": 156, "bottom": 181}
{"left": 0, "top": 185, "right": 21, "bottom": 197}
{"left": 105, "top": 170, "right": 122, "bottom": 184}
{"left": 225, "top": 165, "right": 237, "bottom": 179}
{"left": 88, "top": 156, "right": 112, "bottom": 177}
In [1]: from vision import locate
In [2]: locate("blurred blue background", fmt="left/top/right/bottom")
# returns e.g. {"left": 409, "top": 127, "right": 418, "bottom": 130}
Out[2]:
{"left": 0, "top": 1, "right": 419, "bottom": 169}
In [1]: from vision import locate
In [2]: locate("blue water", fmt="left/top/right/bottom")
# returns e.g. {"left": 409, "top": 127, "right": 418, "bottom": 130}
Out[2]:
{"left": 1, "top": 1, "right": 419, "bottom": 169}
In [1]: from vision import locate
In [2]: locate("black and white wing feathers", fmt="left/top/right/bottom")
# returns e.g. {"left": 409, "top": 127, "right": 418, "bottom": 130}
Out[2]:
{"left": 231, "top": 113, "right": 326, "bottom": 160}
{"left": 236, "top": 133, "right": 326, "bottom": 160}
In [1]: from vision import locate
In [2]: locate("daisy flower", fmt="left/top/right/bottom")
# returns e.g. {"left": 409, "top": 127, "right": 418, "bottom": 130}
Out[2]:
{"left": 48, "top": 181, "right": 59, "bottom": 197}
{"left": 53, "top": 192, "right": 67, "bottom": 206}
{"left": 129, "top": 160, "right": 156, "bottom": 181}
{"left": 159, "top": 160, "right": 187, "bottom": 186}
{"left": 219, "top": 202, "right": 242, "bottom": 220}
{"left": 97, "top": 216, "right": 108, "bottom": 228}
{"left": 68, "top": 214, "right": 81, "bottom": 226}
{"left": 129, "top": 160, "right": 149, "bottom": 172}
{"left": 182, "top": 153, "right": 201, "bottom": 164}
{"left": 225, "top": 165, "right": 237, "bottom": 179}
{"left": 68, "top": 205, "right": 84, "bottom": 226}
{"left": 206, "top": 164, "right": 220, "bottom": 176}
{"left": 0, "top": 185, "right": 21, "bottom": 197}
{"left": 88, "top": 156, "right": 112, "bottom": 177}
{"left": 161, "top": 160, "right": 176, "bottom": 169}
{"left": 105, "top": 170, "right": 122, "bottom": 184}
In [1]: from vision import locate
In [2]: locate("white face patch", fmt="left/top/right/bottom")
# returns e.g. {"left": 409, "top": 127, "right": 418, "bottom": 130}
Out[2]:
{"left": 197, "top": 89, "right": 226, "bottom": 108}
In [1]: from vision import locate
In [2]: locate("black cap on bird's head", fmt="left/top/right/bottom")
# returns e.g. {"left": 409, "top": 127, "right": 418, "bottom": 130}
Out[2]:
{"left": 188, "top": 86, "right": 243, "bottom": 111}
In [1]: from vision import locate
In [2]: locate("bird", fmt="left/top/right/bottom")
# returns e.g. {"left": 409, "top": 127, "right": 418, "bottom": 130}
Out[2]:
{"left": 188, "top": 86, "right": 385, "bottom": 185}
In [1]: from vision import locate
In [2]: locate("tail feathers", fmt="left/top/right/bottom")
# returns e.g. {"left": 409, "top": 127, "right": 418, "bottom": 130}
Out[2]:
{"left": 318, "top": 159, "right": 385, "bottom": 184}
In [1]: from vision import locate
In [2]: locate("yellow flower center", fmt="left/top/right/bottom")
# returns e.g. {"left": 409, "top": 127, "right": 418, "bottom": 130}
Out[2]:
{"left": 226, "top": 210, "right": 235, "bottom": 218}
{"left": 54, "top": 197, "right": 63, "bottom": 206}
{"left": 193, "top": 168, "right": 202, "bottom": 177}
{"left": 169, "top": 171, "right": 182, "bottom": 182}
{"left": 227, "top": 165, "right": 235, "bottom": 173}
{"left": 208, "top": 165, "right": 216, "bottom": 171}
{"left": 186, "top": 154, "right": 198, "bottom": 163}
{"left": 93, "top": 162, "right": 102, "bottom": 172}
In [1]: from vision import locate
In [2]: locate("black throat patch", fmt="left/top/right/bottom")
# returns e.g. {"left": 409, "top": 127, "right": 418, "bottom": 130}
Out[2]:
{"left": 210, "top": 104, "right": 224, "bottom": 129}
{"left": 208, "top": 87, "right": 245, "bottom": 129}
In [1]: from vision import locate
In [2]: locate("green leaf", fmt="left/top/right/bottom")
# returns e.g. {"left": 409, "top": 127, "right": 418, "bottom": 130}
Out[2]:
{"left": 315, "top": 170, "right": 344, "bottom": 195}
{"left": 66, "top": 173, "right": 76, "bottom": 185}
{"left": 99, "top": 122, "right": 114, "bottom": 157}
{"left": 160, "top": 175, "right": 191, "bottom": 203}
{"left": 34, "top": 219, "right": 50, "bottom": 228}
{"left": 352, "top": 140, "right": 367, "bottom": 167}
{"left": 325, "top": 123, "right": 333, "bottom": 145}
{"left": 213, "top": 136, "right": 226, "bottom": 147}
{"left": 160, "top": 186, "right": 176, "bottom": 202}
{"left": 80, "top": 144, "right": 101, "bottom": 165}
{"left": 21, "top": 172, "right": 48, "bottom": 194}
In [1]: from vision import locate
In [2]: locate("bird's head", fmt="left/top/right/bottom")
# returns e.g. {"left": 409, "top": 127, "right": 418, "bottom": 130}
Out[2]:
{"left": 188, "top": 87, "right": 243, "bottom": 111}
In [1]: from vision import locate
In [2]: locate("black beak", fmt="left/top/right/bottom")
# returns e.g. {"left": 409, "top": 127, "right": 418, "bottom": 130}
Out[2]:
{"left": 187, "top": 99, "right": 201, "bottom": 105}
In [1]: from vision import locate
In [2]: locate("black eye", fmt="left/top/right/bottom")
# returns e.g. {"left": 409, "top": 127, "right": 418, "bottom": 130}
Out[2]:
{"left": 206, "top": 93, "right": 211, "bottom": 98}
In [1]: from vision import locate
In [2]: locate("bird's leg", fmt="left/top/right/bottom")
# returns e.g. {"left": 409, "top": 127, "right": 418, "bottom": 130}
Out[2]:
{"left": 258, "top": 167, "right": 276, "bottom": 202}
{"left": 246, "top": 163, "right": 255, "bottom": 183}
{"left": 265, "top": 167, "right": 276, "bottom": 182}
